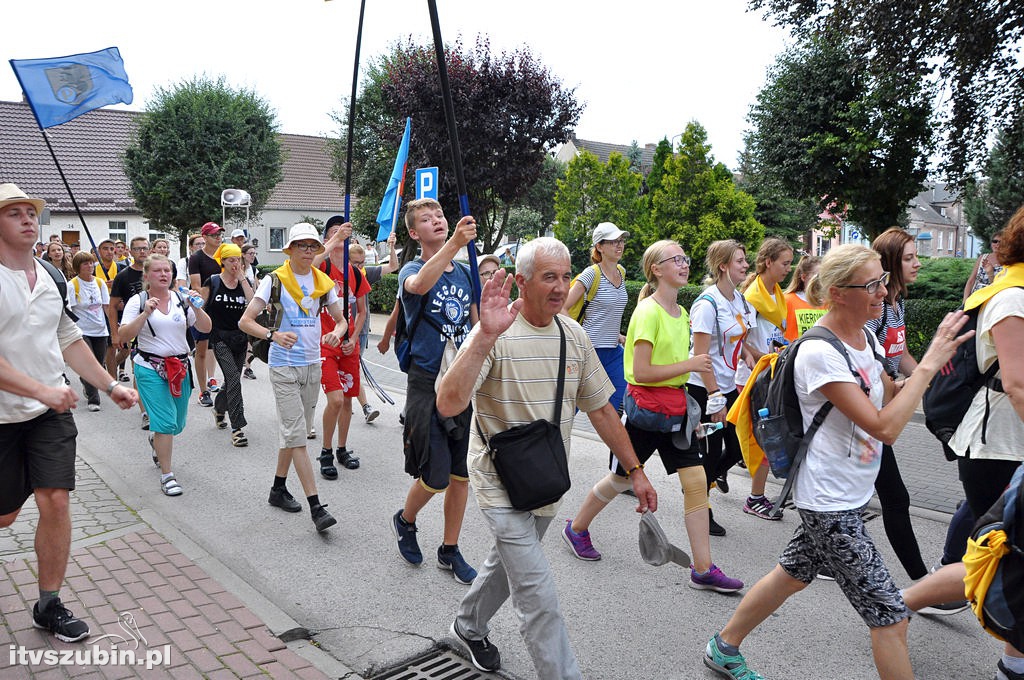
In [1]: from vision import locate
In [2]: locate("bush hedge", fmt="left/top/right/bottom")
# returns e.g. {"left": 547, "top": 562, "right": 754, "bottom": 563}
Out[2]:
{"left": 360, "top": 270, "right": 958, "bottom": 359}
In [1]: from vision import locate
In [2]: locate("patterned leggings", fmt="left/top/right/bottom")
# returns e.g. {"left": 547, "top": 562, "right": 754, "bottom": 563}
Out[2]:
{"left": 211, "top": 338, "right": 247, "bottom": 430}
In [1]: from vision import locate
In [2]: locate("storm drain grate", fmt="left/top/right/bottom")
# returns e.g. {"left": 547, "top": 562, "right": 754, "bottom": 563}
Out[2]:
{"left": 369, "top": 649, "right": 493, "bottom": 680}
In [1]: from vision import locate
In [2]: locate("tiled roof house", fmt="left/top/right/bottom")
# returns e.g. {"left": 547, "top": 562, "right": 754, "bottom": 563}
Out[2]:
{"left": 906, "top": 182, "right": 974, "bottom": 258}
{"left": 555, "top": 134, "right": 658, "bottom": 175}
{"left": 0, "top": 100, "right": 346, "bottom": 262}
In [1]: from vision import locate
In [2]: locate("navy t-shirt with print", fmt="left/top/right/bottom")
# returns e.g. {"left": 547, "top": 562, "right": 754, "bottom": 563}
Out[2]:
{"left": 398, "top": 260, "right": 472, "bottom": 376}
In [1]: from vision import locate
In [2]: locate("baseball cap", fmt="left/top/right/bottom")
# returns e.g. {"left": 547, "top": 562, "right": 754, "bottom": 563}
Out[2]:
{"left": 638, "top": 511, "right": 691, "bottom": 567}
{"left": 591, "top": 222, "right": 629, "bottom": 246}
{"left": 201, "top": 222, "right": 224, "bottom": 236}
{"left": 230, "top": 228, "right": 246, "bottom": 239}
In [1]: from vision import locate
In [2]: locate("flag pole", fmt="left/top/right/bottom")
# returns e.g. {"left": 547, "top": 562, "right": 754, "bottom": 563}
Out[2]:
{"left": 426, "top": 0, "right": 481, "bottom": 304}
{"left": 35, "top": 125, "right": 101, "bottom": 258}
{"left": 340, "top": 0, "right": 366, "bottom": 338}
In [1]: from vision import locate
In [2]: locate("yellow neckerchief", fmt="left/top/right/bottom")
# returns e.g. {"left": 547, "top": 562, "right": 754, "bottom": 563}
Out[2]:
{"left": 964, "top": 262, "right": 1024, "bottom": 311}
{"left": 744, "top": 275, "right": 787, "bottom": 330}
{"left": 95, "top": 260, "right": 117, "bottom": 281}
{"left": 274, "top": 259, "right": 334, "bottom": 316}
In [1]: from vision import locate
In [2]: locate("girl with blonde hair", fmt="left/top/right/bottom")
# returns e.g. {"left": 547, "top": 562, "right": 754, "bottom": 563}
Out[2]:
{"left": 686, "top": 239, "right": 755, "bottom": 536}
{"left": 564, "top": 241, "right": 744, "bottom": 592}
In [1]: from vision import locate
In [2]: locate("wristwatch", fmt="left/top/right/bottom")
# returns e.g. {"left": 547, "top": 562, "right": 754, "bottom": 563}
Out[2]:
{"left": 266, "top": 330, "right": 274, "bottom": 341}
{"left": 104, "top": 380, "right": 120, "bottom": 396}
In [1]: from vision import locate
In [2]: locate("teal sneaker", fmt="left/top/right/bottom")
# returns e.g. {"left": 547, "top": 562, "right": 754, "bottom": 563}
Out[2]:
{"left": 704, "top": 636, "right": 766, "bottom": 679}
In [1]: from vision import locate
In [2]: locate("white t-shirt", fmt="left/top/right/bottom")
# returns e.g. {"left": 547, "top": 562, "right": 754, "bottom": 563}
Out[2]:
{"left": 950, "top": 287, "right": 1024, "bottom": 462}
{"left": 122, "top": 291, "right": 197, "bottom": 363}
{"left": 686, "top": 284, "right": 755, "bottom": 392}
{"left": 254, "top": 271, "right": 339, "bottom": 367}
{"left": 736, "top": 310, "right": 786, "bottom": 386}
{"left": 792, "top": 335, "right": 885, "bottom": 511}
{"left": 175, "top": 257, "right": 189, "bottom": 285}
{"left": 69, "top": 276, "right": 110, "bottom": 337}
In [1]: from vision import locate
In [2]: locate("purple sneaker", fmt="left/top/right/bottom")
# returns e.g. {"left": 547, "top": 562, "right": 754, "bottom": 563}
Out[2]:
{"left": 689, "top": 564, "right": 743, "bottom": 593}
{"left": 562, "top": 519, "right": 601, "bottom": 561}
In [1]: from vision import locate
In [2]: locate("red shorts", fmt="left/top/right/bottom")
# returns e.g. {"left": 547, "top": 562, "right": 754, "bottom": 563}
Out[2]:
{"left": 320, "top": 346, "right": 361, "bottom": 396}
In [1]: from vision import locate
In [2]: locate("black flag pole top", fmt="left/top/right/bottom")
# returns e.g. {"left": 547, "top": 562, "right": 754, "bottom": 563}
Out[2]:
{"left": 340, "top": 0, "right": 367, "bottom": 338}
{"left": 427, "top": 0, "right": 481, "bottom": 304}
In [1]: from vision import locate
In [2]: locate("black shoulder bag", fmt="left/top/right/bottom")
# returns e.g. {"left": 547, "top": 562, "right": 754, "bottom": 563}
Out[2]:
{"left": 475, "top": 316, "right": 571, "bottom": 511}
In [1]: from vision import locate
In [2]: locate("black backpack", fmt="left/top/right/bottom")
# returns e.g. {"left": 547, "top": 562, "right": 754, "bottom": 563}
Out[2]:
{"left": 922, "top": 291, "right": 1021, "bottom": 460}
{"left": 36, "top": 257, "right": 78, "bottom": 323}
{"left": 749, "top": 326, "right": 880, "bottom": 516}
{"left": 966, "top": 465, "right": 1024, "bottom": 649}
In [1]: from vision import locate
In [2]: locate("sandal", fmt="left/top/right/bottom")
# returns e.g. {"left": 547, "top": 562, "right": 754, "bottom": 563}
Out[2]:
{"left": 318, "top": 449, "right": 338, "bottom": 480}
{"left": 231, "top": 429, "right": 248, "bottom": 447}
{"left": 148, "top": 433, "right": 158, "bottom": 466}
{"left": 161, "top": 474, "right": 183, "bottom": 496}
{"left": 214, "top": 411, "right": 227, "bottom": 430}
{"left": 336, "top": 448, "right": 360, "bottom": 470}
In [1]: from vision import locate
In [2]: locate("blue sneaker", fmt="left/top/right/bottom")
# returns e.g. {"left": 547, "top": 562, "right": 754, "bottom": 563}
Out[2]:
{"left": 704, "top": 636, "right": 765, "bottom": 679}
{"left": 437, "top": 546, "right": 477, "bottom": 584}
{"left": 391, "top": 509, "right": 422, "bottom": 565}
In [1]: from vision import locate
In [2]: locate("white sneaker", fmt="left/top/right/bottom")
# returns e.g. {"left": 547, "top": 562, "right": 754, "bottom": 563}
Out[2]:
{"left": 363, "top": 403, "right": 380, "bottom": 423}
{"left": 87, "top": 403, "right": 100, "bottom": 412}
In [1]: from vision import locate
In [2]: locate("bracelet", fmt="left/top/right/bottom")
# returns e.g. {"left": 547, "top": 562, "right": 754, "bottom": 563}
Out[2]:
{"left": 104, "top": 380, "right": 119, "bottom": 396}
{"left": 625, "top": 463, "right": 645, "bottom": 477}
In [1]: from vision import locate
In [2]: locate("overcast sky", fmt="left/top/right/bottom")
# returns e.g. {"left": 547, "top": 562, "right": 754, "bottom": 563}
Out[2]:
{"left": 3, "top": 0, "right": 791, "bottom": 168}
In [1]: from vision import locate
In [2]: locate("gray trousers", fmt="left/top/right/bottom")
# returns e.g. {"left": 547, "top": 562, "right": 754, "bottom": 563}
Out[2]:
{"left": 456, "top": 508, "right": 581, "bottom": 680}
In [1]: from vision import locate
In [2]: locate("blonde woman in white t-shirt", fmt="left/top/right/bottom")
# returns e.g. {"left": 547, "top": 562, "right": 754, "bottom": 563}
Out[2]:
{"left": 120, "top": 255, "right": 211, "bottom": 497}
{"left": 704, "top": 243, "right": 971, "bottom": 680}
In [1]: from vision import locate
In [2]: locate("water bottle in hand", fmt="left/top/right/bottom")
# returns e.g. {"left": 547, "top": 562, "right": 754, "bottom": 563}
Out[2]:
{"left": 695, "top": 421, "right": 724, "bottom": 439}
{"left": 179, "top": 286, "right": 204, "bottom": 309}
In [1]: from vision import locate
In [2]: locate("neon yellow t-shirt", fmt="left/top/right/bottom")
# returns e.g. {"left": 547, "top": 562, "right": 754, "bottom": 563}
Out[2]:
{"left": 624, "top": 296, "right": 691, "bottom": 387}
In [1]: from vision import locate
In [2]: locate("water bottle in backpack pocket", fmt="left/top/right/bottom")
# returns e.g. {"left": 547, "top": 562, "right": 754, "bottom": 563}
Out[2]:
{"left": 754, "top": 408, "right": 794, "bottom": 478}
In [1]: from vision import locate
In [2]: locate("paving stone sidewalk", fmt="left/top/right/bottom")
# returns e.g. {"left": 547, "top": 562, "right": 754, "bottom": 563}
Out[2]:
{"left": 0, "top": 462, "right": 334, "bottom": 679}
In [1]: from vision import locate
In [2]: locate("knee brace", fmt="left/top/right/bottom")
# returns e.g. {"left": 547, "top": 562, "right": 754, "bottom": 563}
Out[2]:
{"left": 593, "top": 474, "right": 632, "bottom": 504}
{"left": 679, "top": 466, "right": 709, "bottom": 515}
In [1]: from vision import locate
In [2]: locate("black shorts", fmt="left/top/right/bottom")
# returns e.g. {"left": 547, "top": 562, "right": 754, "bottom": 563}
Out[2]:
{"left": 190, "top": 327, "right": 210, "bottom": 343}
{"left": 610, "top": 420, "right": 702, "bottom": 476}
{"left": 0, "top": 410, "right": 78, "bottom": 515}
{"left": 403, "top": 365, "right": 469, "bottom": 492}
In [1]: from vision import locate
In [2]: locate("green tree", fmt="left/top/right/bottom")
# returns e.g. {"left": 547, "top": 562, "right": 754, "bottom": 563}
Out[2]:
{"left": 749, "top": 0, "right": 1024, "bottom": 182}
{"left": 331, "top": 36, "right": 581, "bottom": 255}
{"left": 745, "top": 35, "right": 933, "bottom": 240}
{"left": 645, "top": 138, "right": 673, "bottom": 206}
{"left": 651, "top": 122, "right": 764, "bottom": 279}
{"left": 735, "top": 146, "right": 820, "bottom": 249}
{"left": 964, "top": 114, "right": 1024, "bottom": 244}
{"left": 553, "top": 150, "right": 649, "bottom": 274}
{"left": 123, "top": 76, "right": 283, "bottom": 253}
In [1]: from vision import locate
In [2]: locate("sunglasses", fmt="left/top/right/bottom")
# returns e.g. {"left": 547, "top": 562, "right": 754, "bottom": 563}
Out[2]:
{"left": 837, "top": 271, "right": 890, "bottom": 295}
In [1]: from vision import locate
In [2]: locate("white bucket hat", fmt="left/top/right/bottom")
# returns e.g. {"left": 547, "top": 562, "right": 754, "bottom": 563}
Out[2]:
{"left": 283, "top": 223, "right": 325, "bottom": 254}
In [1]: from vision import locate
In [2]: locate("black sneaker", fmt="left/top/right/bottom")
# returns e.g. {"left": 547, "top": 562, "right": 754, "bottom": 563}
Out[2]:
{"left": 817, "top": 565, "right": 836, "bottom": 581}
{"left": 708, "top": 509, "right": 727, "bottom": 537}
{"left": 918, "top": 600, "right": 970, "bottom": 615}
{"left": 437, "top": 546, "right": 477, "bottom": 584}
{"left": 311, "top": 504, "right": 337, "bottom": 533}
{"left": 450, "top": 619, "right": 501, "bottom": 672}
{"left": 997, "top": 659, "right": 1024, "bottom": 680}
{"left": 391, "top": 509, "right": 423, "bottom": 564}
{"left": 715, "top": 474, "right": 730, "bottom": 494}
{"left": 268, "top": 486, "right": 301, "bottom": 513}
{"left": 198, "top": 391, "right": 213, "bottom": 407}
{"left": 242, "top": 367, "right": 256, "bottom": 380}
{"left": 32, "top": 598, "right": 90, "bottom": 642}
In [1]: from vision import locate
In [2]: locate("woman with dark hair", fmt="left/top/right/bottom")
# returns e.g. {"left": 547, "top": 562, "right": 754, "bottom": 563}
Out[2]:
{"left": 863, "top": 227, "right": 928, "bottom": 580}
{"left": 42, "top": 241, "right": 73, "bottom": 280}
{"left": 783, "top": 255, "right": 823, "bottom": 342}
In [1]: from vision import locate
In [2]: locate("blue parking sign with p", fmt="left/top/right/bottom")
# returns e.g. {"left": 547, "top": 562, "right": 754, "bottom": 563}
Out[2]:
{"left": 416, "top": 167, "right": 438, "bottom": 200}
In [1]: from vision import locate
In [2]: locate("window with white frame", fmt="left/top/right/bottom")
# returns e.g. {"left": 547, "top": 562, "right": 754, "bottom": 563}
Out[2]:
{"left": 269, "top": 227, "right": 285, "bottom": 251}
{"left": 108, "top": 220, "right": 127, "bottom": 243}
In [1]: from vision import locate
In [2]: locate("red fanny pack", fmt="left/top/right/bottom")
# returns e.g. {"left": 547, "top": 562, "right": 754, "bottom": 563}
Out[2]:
{"left": 164, "top": 356, "right": 188, "bottom": 398}
{"left": 626, "top": 384, "right": 688, "bottom": 416}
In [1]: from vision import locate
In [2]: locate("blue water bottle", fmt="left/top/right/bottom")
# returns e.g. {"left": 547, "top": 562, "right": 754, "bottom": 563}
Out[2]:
{"left": 755, "top": 407, "right": 791, "bottom": 478}
{"left": 178, "top": 286, "right": 204, "bottom": 309}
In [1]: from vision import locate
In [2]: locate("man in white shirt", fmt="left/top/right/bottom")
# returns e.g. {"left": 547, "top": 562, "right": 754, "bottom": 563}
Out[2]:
{"left": 0, "top": 184, "right": 138, "bottom": 643}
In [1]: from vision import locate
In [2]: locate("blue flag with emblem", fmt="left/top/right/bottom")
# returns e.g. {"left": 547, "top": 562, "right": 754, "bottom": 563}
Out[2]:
{"left": 375, "top": 117, "right": 411, "bottom": 241}
{"left": 10, "top": 47, "right": 133, "bottom": 129}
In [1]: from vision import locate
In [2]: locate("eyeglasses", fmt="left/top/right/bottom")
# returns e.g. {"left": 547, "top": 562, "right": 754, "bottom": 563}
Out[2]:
{"left": 838, "top": 271, "right": 890, "bottom": 294}
{"left": 479, "top": 269, "right": 498, "bottom": 280}
{"left": 657, "top": 254, "right": 691, "bottom": 267}
{"left": 290, "top": 242, "right": 321, "bottom": 252}
{"left": 130, "top": 246, "right": 149, "bottom": 252}
{"left": 601, "top": 238, "right": 626, "bottom": 246}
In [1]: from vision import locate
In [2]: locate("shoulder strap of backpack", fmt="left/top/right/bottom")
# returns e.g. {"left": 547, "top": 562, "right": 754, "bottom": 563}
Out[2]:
{"left": 585, "top": 263, "right": 602, "bottom": 303}
{"left": 36, "top": 257, "right": 79, "bottom": 323}
{"left": 695, "top": 293, "right": 724, "bottom": 358}
{"left": 208, "top": 274, "right": 222, "bottom": 301}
